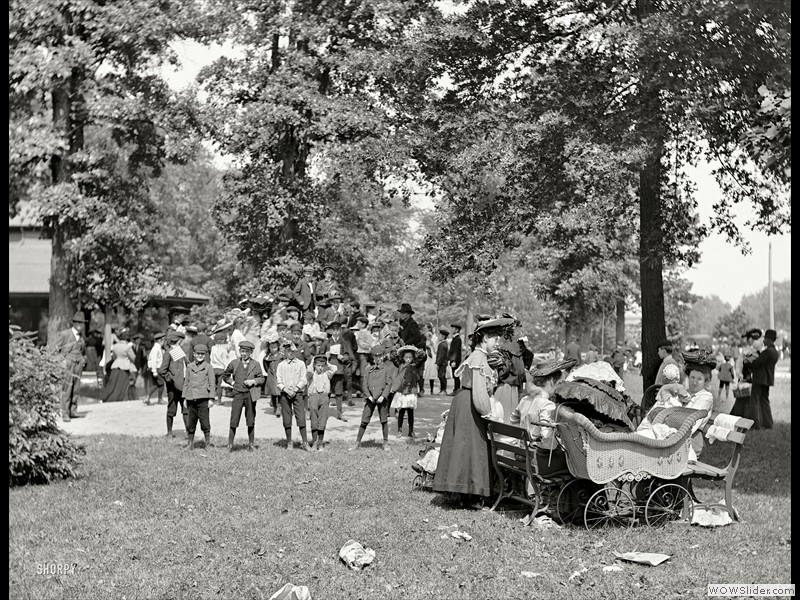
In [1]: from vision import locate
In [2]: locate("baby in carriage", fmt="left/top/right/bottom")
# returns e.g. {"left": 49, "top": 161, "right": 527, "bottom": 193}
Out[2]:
{"left": 412, "top": 409, "right": 449, "bottom": 487}
{"left": 636, "top": 364, "right": 689, "bottom": 440}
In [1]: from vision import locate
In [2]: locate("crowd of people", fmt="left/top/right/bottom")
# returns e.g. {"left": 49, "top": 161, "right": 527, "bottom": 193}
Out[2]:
{"left": 51, "top": 264, "right": 781, "bottom": 470}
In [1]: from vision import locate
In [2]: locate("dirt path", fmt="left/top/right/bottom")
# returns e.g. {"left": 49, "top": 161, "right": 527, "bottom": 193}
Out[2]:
{"left": 61, "top": 392, "right": 455, "bottom": 445}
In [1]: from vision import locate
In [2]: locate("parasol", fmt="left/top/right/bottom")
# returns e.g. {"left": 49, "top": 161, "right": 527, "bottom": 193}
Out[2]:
{"left": 552, "top": 377, "right": 636, "bottom": 430}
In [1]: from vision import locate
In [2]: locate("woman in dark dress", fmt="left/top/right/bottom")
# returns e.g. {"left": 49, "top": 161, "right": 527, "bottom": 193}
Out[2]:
{"left": 100, "top": 329, "right": 136, "bottom": 402}
{"left": 492, "top": 317, "right": 526, "bottom": 423}
{"left": 432, "top": 317, "right": 515, "bottom": 509}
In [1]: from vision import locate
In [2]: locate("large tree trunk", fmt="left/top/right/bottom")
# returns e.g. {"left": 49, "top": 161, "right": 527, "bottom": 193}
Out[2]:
{"left": 637, "top": 0, "right": 667, "bottom": 390}
{"left": 639, "top": 150, "right": 666, "bottom": 389}
{"left": 47, "top": 80, "right": 74, "bottom": 345}
{"left": 47, "top": 9, "right": 85, "bottom": 345}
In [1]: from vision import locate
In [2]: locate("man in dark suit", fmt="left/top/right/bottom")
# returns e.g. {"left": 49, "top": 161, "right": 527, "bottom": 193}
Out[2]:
{"left": 435, "top": 328, "right": 450, "bottom": 395}
{"left": 51, "top": 311, "right": 87, "bottom": 421}
{"left": 398, "top": 303, "right": 425, "bottom": 393}
{"left": 447, "top": 323, "right": 463, "bottom": 395}
{"left": 745, "top": 328, "right": 780, "bottom": 430}
{"left": 293, "top": 265, "right": 316, "bottom": 322}
{"left": 398, "top": 303, "right": 425, "bottom": 349}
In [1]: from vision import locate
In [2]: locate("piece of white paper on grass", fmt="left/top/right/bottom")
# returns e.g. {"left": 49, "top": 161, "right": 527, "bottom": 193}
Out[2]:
{"left": 613, "top": 551, "right": 671, "bottom": 566}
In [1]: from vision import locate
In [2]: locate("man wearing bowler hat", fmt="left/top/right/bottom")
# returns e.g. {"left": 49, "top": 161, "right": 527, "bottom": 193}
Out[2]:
{"left": 51, "top": 311, "right": 88, "bottom": 421}
{"left": 447, "top": 323, "right": 464, "bottom": 395}
{"left": 398, "top": 303, "right": 426, "bottom": 393}
{"left": 743, "top": 328, "right": 780, "bottom": 430}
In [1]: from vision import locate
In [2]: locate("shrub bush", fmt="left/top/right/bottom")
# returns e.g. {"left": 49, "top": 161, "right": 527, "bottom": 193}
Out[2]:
{"left": 9, "top": 325, "right": 86, "bottom": 487}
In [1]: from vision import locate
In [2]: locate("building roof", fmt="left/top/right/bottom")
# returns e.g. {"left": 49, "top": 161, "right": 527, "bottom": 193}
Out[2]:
{"left": 9, "top": 228, "right": 209, "bottom": 305}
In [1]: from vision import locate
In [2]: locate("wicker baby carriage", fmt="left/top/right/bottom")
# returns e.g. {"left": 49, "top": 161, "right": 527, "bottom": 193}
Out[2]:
{"left": 553, "top": 404, "right": 707, "bottom": 529}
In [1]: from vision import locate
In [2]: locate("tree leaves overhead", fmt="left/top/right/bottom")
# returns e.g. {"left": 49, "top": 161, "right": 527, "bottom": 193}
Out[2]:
{"left": 411, "top": 0, "right": 789, "bottom": 346}
{"left": 199, "top": 0, "right": 441, "bottom": 290}
{"left": 9, "top": 0, "right": 210, "bottom": 318}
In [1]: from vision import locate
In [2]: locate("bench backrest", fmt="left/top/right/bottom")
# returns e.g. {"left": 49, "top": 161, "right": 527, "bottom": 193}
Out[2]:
{"left": 702, "top": 411, "right": 754, "bottom": 445}
{"left": 486, "top": 421, "right": 535, "bottom": 480}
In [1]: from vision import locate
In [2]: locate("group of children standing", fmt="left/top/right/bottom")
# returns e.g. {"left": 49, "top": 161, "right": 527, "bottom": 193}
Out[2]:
{"left": 161, "top": 319, "right": 425, "bottom": 452}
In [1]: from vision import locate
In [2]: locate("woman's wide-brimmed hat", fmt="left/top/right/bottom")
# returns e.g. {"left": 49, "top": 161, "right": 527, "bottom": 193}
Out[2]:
{"left": 681, "top": 348, "right": 717, "bottom": 371}
{"left": 397, "top": 344, "right": 418, "bottom": 356}
{"left": 741, "top": 328, "right": 763, "bottom": 340}
{"left": 530, "top": 358, "right": 577, "bottom": 378}
{"left": 474, "top": 316, "right": 516, "bottom": 334}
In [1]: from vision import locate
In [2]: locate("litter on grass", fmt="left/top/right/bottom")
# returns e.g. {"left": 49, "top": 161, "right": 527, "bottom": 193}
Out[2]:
{"left": 522, "top": 514, "right": 560, "bottom": 529}
{"left": 568, "top": 567, "right": 588, "bottom": 583}
{"left": 450, "top": 531, "right": 472, "bottom": 542}
{"left": 613, "top": 551, "right": 671, "bottom": 566}
{"left": 520, "top": 571, "right": 542, "bottom": 578}
{"left": 339, "top": 540, "right": 376, "bottom": 570}
{"left": 603, "top": 565, "right": 623, "bottom": 572}
{"left": 691, "top": 504, "right": 733, "bottom": 527}
{"left": 268, "top": 583, "right": 312, "bottom": 600}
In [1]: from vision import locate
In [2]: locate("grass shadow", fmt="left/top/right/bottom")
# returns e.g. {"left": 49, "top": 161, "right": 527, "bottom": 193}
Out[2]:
{"left": 697, "top": 420, "right": 791, "bottom": 498}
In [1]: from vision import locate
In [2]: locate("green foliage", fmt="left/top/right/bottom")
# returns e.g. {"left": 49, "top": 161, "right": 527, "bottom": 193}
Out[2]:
{"left": 738, "top": 279, "right": 792, "bottom": 332}
{"left": 685, "top": 295, "right": 733, "bottom": 338}
{"left": 8, "top": 327, "right": 86, "bottom": 487}
{"left": 200, "top": 0, "right": 440, "bottom": 296}
{"left": 149, "top": 155, "right": 227, "bottom": 297}
{"left": 713, "top": 306, "right": 753, "bottom": 344}
{"left": 409, "top": 0, "right": 789, "bottom": 359}
{"left": 9, "top": 0, "right": 210, "bottom": 321}
{"left": 663, "top": 272, "right": 699, "bottom": 344}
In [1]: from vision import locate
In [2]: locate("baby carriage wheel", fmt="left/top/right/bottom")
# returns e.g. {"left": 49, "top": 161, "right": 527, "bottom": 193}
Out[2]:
{"left": 412, "top": 473, "right": 424, "bottom": 488}
{"left": 555, "top": 479, "right": 601, "bottom": 526}
{"left": 645, "top": 483, "right": 694, "bottom": 527}
{"left": 583, "top": 485, "right": 636, "bottom": 530}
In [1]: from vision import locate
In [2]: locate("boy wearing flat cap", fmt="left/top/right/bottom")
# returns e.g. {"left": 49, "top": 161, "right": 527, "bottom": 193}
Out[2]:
{"left": 276, "top": 340, "right": 309, "bottom": 450}
{"left": 350, "top": 344, "right": 393, "bottom": 450}
{"left": 321, "top": 321, "right": 355, "bottom": 421}
{"left": 158, "top": 331, "right": 190, "bottom": 438}
{"left": 183, "top": 344, "right": 216, "bottom": 449}
{"left": 306, "top": 354, "right": 337, "bottom": 451}
{"left": 221, "top": 340, "right": 265, "bottom": 451}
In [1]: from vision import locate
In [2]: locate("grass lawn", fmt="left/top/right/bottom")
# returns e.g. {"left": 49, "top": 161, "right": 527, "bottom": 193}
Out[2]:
{"left": 10, "top": 381, "right": 791, "bottom": 599}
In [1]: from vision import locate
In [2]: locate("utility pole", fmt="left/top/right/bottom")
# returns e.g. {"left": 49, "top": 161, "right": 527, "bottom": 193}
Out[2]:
{"left": 769, "top": 241, "right": 774, "bottom": 329}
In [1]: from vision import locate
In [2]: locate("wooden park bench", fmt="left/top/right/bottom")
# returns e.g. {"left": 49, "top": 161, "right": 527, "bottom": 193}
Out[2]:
{"left": 681, "top": 411, "right": 754, "bottom": 521}
{"left": 486, "top": 421, "right": 571, "bottom": 521}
